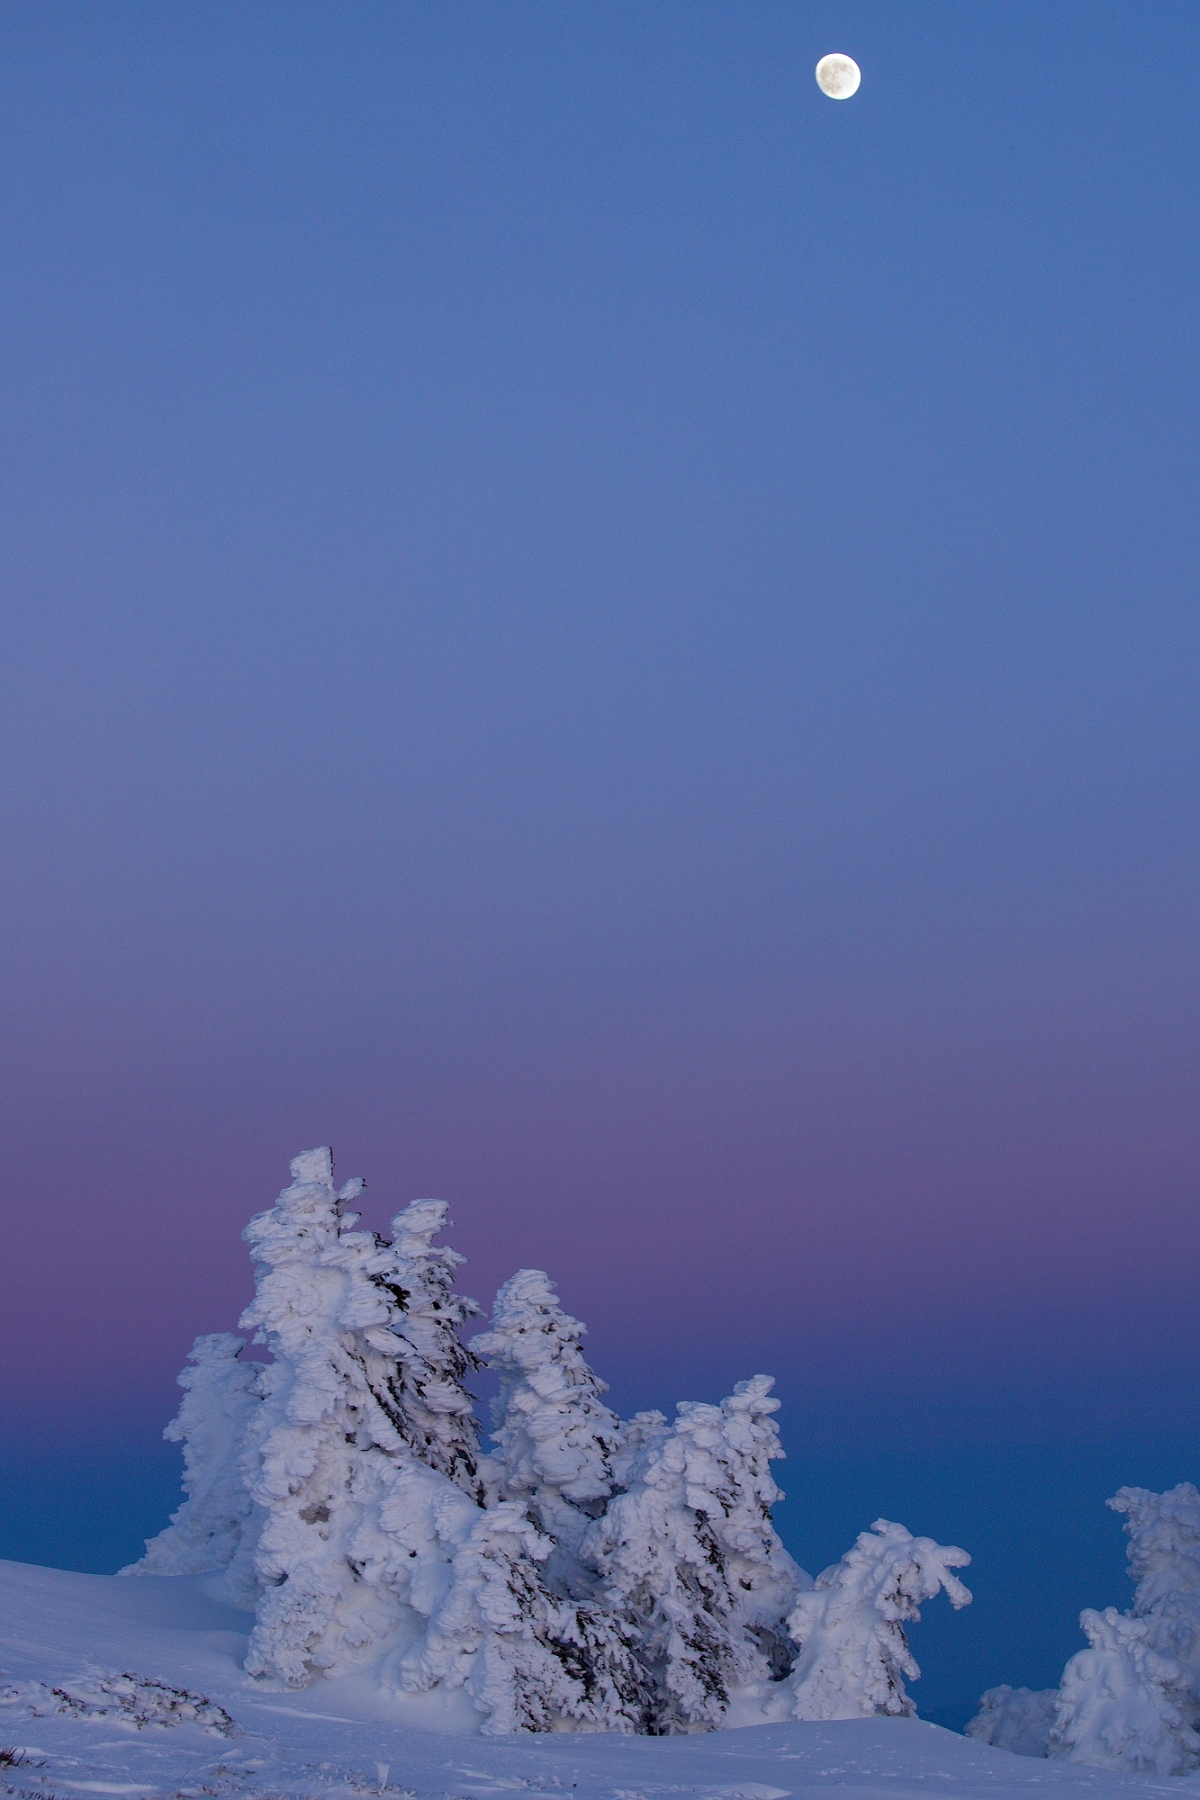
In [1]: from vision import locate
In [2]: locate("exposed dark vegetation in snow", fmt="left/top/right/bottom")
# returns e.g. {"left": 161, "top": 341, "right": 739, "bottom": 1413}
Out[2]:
{"left": 2, "top": 1673, "right": 232, "bottom": 1735}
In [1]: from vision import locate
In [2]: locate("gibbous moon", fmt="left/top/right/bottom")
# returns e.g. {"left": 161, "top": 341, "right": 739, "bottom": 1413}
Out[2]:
{"left": 815, "top": 53, "right": 861, "bottom": 99}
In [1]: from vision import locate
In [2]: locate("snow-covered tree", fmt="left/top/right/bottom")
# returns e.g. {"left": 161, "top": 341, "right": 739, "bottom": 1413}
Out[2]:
{"left": 470, "top": 1269, "right": 622, "bottom": 1593}
{"left": 1030, "top": 1483, "right": 1200, "bottom": 1773}
{"left": 120, "top": 1333, "right": 263, "bottom": 1583}
{"left": 237, "top": 1151, "right": 400, "bottom": 1681}
{"left": 966, "top": 1686, "right": 1058, "bottom": 1758}
{"left": 126, "top": 1146, "right": 984, "bottom": 1736}
{"left": 610, "top": 1409, "right": 671, "bottom": 1487}
{"left": 1110, "top": 1483, "right": 1200, "bottom": 1687}
{"left": 772, "top": 1519, "right": 971, "bottom": 1721}
{"left": 583, "top": 1376, "right": 805, "bottom": 1731}
{"left": 236, "top": 1149, "right": 491, "bottom": 1684}
{"left": 360, "top": 1199, "right": 492, "bottom": 1504}
{"left": 396, "top": 1498, "right": 651, "bottom": 1734}
{"left": 1048, "top": 1606, "right": 1200, "bottom": 1775}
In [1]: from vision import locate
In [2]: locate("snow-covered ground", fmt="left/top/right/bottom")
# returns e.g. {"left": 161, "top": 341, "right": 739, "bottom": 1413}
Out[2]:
{"left": 0, "top": 1560, "right": 1184, "bottom": 1800}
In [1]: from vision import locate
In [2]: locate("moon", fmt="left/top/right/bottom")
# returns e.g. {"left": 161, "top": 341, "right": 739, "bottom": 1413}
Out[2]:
{"left": 815, "top": 53, "right": 861, "bottom": 99}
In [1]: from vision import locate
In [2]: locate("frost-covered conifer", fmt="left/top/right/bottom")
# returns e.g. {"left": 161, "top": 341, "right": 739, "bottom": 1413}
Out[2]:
{"left": 583, "top": 1376, "right": 804, "bottom": 1731}
{"left": 1037, "top": 1483, "right": 1200, "bottom": 1773}
{"left": 238, "top": 1151, "right": 399, "bottom": 1681}
{"left": 1048, "top": 1607, "right": 1200, "bottom": 1775}
{"left": 236, "top": 1149, "right": 490, "bottom": 1684}
{"left": 1110, "top": 1483, "right": 1200, "bottom": 1688}
{"left": 773, "top": 1519, "right": 971, "bottom": 1721}
{"left": 120, "top": 1334, "right": 263, "bottom": 1581}
{"left": 361, "top": 1199, "right": 491, "bottom": 1504}
{"left": 397, "top": 1499, "right": 651, "bottom": 1734}
{"left": 610, "top": 1410, "right": 671, "bottom": 1487}
{"left": 129, "top": 1147, "right": 985, "bottom": 1737}
{"left": 470, "top": 1270, "right": 622, "bottom": 1592}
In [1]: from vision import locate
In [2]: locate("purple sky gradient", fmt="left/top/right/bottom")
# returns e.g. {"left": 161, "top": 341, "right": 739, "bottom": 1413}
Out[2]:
{"left": 7, "top": 900, "right": 1198, "bottom": 1442}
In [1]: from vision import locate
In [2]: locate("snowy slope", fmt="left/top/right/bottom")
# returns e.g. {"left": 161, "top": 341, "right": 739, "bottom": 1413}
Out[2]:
{"left": 0, "top": 1562, "right": 1184, "bottom": 1800}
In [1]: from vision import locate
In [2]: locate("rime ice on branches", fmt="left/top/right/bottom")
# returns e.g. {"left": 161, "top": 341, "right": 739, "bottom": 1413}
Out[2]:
{"left": 125, "top": 1147, "right": 974, "bottom": 1734}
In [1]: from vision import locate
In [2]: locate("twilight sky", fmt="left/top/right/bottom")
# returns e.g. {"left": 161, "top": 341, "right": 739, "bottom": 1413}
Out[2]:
{"left": 2, "top": 0, "right": 1199, "bottom": 1720}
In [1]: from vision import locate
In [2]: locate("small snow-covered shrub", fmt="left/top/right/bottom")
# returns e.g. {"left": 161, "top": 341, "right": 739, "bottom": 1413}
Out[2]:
{"left": 965, "top": 1685, "right": 1057, "bottom": 1757}
{"left": 773, "top": 1520, "right": 971, "bottom": 1721}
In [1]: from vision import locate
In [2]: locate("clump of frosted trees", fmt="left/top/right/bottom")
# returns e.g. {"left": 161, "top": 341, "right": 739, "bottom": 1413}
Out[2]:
{"left": 967, "top": 1483, "right": 1200, "bottom": 1775}
{"left": 123, "top": 1149, "right": 972, "bottom": 1734}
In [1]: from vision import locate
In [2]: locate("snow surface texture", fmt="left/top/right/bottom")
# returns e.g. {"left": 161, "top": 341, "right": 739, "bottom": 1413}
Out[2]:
{"left": 966, "top": 1484, "right": 1200, "bottom": 1775}
{"left": 0, "top": 1560, "right": 1177, "bottom": 1800}
{"left": 120, "top": 1151, "right": 975, "bottom": 1736}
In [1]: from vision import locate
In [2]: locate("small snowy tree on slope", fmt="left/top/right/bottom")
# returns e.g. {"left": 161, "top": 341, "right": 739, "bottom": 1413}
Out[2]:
{"left": 773, "top": 1519, "right": 971, "bottom": 1721}
{"left": 583, "top": 1375, "right": 805, "bottom": 1731}
{"left": 121, "top": 1333, "right": 263, "bottom": 1581}
{"left": 470, "top": 1269, "right": 622, "bottom": 1593}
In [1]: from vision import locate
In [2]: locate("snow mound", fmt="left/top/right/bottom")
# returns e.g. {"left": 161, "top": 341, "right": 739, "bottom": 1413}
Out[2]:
{"left": 967, "top": 1687, "right": 1057, "bottom": 1757}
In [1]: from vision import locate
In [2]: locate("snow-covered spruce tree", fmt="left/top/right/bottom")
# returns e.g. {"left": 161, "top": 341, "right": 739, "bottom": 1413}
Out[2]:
{"left": 610, "top": 1409, "right": 671, "bottom": 1486}
{"left": 771, "top": 1519, "right": 971, "bottom": 1721}
{"left": 1037, "top": 1483, "right": 1200, "bottom": 1773}
{"left": 968, "top": 1484, "right": 1200, "bottom": 1768}
{"left": 396, "top": 1499, "right": 652, "bottom": 1733}
{"left": 582, "top": 1375, "right": 806, "bottom": 1731}
{"left": 120, "top": 1333, "right": 263, "bottom": 1581}
{"left": 1048, "top": 1606, "right": 1200, "bottom": 1775}
{"left": 236, "top": 1149, "right": 492, "bottom": 1684}
{"left": 470, "top": 1269, "right": 622, "bottom": 1595}
{"left": 1110, "top": 1483, "right": 1200, "bottom": 1691}
{"left": 360, "top": 1199, "right": 492, "bottom": 1504}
